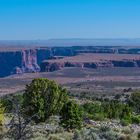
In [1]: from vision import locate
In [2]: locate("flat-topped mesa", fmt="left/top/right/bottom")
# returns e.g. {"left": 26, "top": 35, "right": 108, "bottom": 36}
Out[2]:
{"left": 40, "top": 54, "right": 140, "bottom": 72}
{"left": 40, "top": 60, "right": 140, "bottom": 72}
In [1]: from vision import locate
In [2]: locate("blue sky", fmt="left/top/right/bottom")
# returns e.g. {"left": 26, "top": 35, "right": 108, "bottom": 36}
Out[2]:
{"left": 0, "top": 0, "right": 140, "bottom": 40}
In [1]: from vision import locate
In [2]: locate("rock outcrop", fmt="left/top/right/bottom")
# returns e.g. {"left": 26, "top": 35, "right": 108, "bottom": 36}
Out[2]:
{"left": 21, "top": 49, "right": 40, "bottom": 73}
{"left": 40, "top": 60, "right": 140, "bottom": 72}
{"left": 1, "top": 46, "right": 140, "bottom": 77}
{"left": 0, "top": 51, "right": 22, "bottom": 77}
{"left": 0, "top": 49, "right": 41, "bottom": 77}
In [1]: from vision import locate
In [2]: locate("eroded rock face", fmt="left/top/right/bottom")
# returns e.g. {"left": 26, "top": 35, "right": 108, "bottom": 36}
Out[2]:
{"left": 12, "top": 67, "right": 23, "bottom": 75}
{"left": 40, "top": 62, "right": 84, "bottom": 72}
{"left": 112, "top": 60, "right": 136, "bottom": 67}
{"left": 0, "top": 51, "right": 22, "bottom": 77}
{"left": 1, "top": 46, "right": 140, "bottom": 77}
{"left": 0, "top": 47, "right": 74, "bottom": 77}
{"left": 40, "top": 60, "right": 140, "bottom": 72}
{"left": 0, "top": 49, "right": 41, "bottom": 77}
{"left": 22, "top": 49, "right": 40, "bottom": 73}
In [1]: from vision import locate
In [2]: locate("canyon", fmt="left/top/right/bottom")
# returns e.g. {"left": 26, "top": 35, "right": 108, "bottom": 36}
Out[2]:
{"left": 0, "top": 46, "right": 140, "bottom": 77}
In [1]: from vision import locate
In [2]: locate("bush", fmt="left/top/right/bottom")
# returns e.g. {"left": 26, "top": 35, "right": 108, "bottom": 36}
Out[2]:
{"left": 129, "top": 92, "right": 140, "bottom": 113}
{"left": 92, "top": 113, "right": 105, "bottom": 121}
{"left": 0, "top": 101, "right": 4, "bottom": 125}
{"left": 131, "top": 115, "right": 140, "bottom": 124}
{"left": 0, "top": 100, "right": 5, "bottom": 137}
{"left": 122, "top": 127, "right": 133, "bottom": 135}
{"left": 22, "top": 78, "right": 68, "bottom": 122}
{"left": 82, "top": 102, "right": 101, "bottom": 115}
{"left": 60, "top": 100, "right": 83, "bottom": 130}
{"left": 100, "top": 125, "right": 111, "bottom": 132}
{"left": 137, "top": 131, "right": 140, "bottom": 139}
{"left": 119, "top": 134, "right": 133, "bottom": 140}
{"left": 99, "top": 130, "right": 119, "bottom": 140}
{"left": 73, "top": 128, "right": 98, "bottom": 140}
{"left": 120, "top": 119, "right": 131, "bottom": 126}
{"left": 82, "top": 102, "right": 105, "bottom": 121}
{"left": 102, "top": 101, "right": 132, "bottom": 120}
{"left": 83, "top": 100, "right": 132, "bottom": 121}
{"left": 1, "top": 97, "right": 13, "bottom": 113}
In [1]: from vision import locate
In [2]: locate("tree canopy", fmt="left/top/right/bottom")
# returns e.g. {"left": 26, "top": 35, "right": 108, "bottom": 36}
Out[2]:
{"left": 22, "top": 78, "right": 68, "bottom": 122}
{"left": 60, "top": 100, "right": 83, "bottom": 130}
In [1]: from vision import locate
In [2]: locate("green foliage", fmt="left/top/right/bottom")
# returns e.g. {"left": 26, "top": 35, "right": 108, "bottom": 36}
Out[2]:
{"left": 82, "top": 101, "right": 132, "bottom": 122}
{"left": 83, "top": 102, "right": 101, "bottom": 114}
{"left": 22, "top": 78, "right": 68, "bottom": 122}
{"left": 1, "top": 98, "right": 13, "bottom": 113}
{"left": 100, "top": 125, "right": 111, "bottom": 132}
{"left": 82, "top": 102, "right": 105, "bottom": 121}
{"left": 99, "top": 130, "right": 119, "bottom": 140}
{"left": 99, "top": 125, "right": 119, "bottom": 140}
{"left": 73, "top": 128, "right": 98, "bottom": 140}
{"left": 131, "top": 115, "right": 140, "bottom": 124}
{"left": 102, "top": 101, "right": 131, "bottom": 120}
{"left": 90, "top": 113, "right": 105, "bottom": 121}
{"left": 60, "top": 100, "right": 83, "bottom": 130}
{"left": 120, "top": 119, "right": 130, "bottom": 126}
{"left": 0, "top": 100, "right": 5, "bottom": 137}
{"left": 1, "top": 94, "right": 23, "bottom": 113}
{"left": 137, "top": 131, "right": 140, "bottom": 139}
{"left": 129, "top": 92, "right": 140, "bottom": 114}
{"left": 0, "top": 100, "right": 5, "bottom": 125}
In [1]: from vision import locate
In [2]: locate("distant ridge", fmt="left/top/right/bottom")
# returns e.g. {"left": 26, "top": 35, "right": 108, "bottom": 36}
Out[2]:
{"left": 1, "top": 39, "right": 140, "bottom": 47}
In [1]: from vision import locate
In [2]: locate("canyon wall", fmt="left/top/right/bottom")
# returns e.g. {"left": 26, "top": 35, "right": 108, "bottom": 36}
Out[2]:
{"left": 40, "top": 60, "right": 140, "bottom": 72}
{"left": 0, "top": 47, "right": 76, "bottom": 77}
{"left": 0, "top": 49, "right": 41, "bottom": 77}
{"left": 0, "top": 51, "right": 22, "bottom": 77}
{"left": 0, "top": 46, "right": 140, "bottom": 77}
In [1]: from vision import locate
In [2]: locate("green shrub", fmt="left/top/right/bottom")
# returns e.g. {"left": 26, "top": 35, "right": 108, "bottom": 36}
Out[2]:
{"left": 60, "top": 100, "right": 83, "bottom": 130}
{"left": 85, "top": 113, "right": 104, "bottom": 121}
{"left": 129, "top": 92, "right": 140, "bottom": 113}
{"left": 92, "top": 113, "right": 104, "bottom": 121}
{"left": 122, "top": 127, "right": 133, "bottom": 135}
{"left": 82, "top": 102, "right": 101, "bottom": 115}
{"left": 0, "top": 100, "right": 5, "bottom": 137}
{"left": 120, "top": 119, "right": 131, "bottom": 126}
{"left": 100, "top": 125, "right": 111, "bottom": 132}
{"left": 0, "top": 101, "right": 5, "bottom": 125}
{"left": 22, "top": 78, "right": 68, "bottom": 122}
{"left": 99, "top": 130, "right": 119, "bottom": 140}
{"left": 73, "top": 128, "right": 98, "bottom": 140}
{"left": 137, "top": 131, "right": 140, "bottom": 139}
{"left": 83, "top": 100, "right": 132, "bottom": 121}
{"left": 131, "top": 115, "right": 140, "bottom": 124}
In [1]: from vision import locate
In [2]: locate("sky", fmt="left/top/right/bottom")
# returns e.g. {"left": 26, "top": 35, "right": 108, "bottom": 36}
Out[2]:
{"left": 0, "top": 0, "right": 140, "bottom": 40}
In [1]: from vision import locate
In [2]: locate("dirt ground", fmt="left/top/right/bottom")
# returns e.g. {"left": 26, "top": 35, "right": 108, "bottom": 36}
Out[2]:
{"left": 0, "top": 67, "right": 140, "bottom": 96}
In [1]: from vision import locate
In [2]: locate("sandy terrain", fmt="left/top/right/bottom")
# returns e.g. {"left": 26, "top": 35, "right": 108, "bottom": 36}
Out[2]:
{"left": 0, "top": 67, "right": 140, "bottom": 96}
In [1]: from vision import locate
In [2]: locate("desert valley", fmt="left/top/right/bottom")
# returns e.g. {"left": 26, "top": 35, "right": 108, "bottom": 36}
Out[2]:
{"left": 0, "top": 45, "right": 140, "bottom": 96}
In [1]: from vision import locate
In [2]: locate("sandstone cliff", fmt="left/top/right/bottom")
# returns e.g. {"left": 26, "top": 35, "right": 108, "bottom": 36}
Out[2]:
{"left": 40, "top": 59, "right": 140, "bottom": 72}
{"left": 0, "top": 49, "right": 41, "bottom": 77}
{"left": 1, "top": 46, "right": 140, "bottom": 77}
